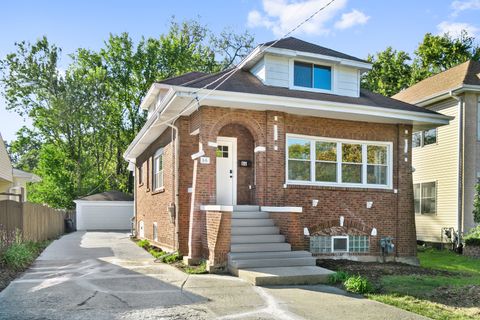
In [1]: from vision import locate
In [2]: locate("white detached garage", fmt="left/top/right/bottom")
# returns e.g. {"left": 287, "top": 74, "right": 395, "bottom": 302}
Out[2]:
{"left": 74, "top": 191, "right": 134, "bottom": 230}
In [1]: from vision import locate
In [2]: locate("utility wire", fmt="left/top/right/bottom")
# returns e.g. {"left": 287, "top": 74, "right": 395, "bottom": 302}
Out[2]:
{"left": 152, "top": 0, "right": 337, "bottom": 127}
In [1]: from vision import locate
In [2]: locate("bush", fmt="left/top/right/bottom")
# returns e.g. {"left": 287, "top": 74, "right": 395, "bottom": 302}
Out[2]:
{"left": 464, "top": 226, "right": 480, "bottom": 246}
{"left": 137, "top": 239, "right": 150, "bottom": 249}
{"left": 161, "top": 252, "right": 182, "bottom": 264}
{"left": 328, "top": 271, "right": 350, "bottom": 284}
{"left": 148, "top": 248, "right": 164, "bottom": 259}
{"left": 343, "top": 275, "right": 373, "bottom": 294}
{"left": 184, "top": 260, "right": 208, "bottom": 274}
{"left": 1, "top": 242, "right": 36, "bottom": 271}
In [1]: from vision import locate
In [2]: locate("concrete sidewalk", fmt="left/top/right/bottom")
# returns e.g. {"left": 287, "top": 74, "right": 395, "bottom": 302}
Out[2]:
{"left": 0, "top": 232, "right": 427, "bottom": 320}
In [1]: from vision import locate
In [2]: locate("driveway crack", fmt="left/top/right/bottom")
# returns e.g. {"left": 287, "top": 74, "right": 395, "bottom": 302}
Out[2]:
{"left": 77, "top": 291, "right": 98, "bottom": 307}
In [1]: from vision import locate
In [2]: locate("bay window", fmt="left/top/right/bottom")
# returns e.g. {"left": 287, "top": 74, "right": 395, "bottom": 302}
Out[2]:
{"left": 286, "top": 134, "right": 392, "bottom": 188}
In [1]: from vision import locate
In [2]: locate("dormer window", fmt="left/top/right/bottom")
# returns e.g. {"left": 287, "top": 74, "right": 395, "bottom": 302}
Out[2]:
{"left": 293, "top": 61, "right": 332, "bottom": 91}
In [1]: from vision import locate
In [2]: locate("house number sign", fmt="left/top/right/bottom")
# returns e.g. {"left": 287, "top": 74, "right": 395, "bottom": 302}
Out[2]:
{"left": 200, "top": 156, "right": 210, "bottom": 164}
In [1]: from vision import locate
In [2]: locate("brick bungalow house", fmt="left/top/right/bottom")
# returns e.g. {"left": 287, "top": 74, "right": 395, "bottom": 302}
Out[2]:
{"left": 124, "top": 37, "right": 450, "bottom": 274}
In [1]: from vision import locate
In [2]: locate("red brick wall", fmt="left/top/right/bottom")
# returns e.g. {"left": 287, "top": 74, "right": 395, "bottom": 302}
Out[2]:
{"left": 135, "top": 128, "right": 176, "bottom": 251}
{"left": 135, "top": 105, "right": 417, "bottom": 262}
{"left": 202, "top": 210, "right": 231, "bottom": 271}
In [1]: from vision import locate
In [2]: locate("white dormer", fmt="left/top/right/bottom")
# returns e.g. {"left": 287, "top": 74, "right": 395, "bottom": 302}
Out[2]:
{"left": 243, "top": 37, "right": 372, "bottom": 98}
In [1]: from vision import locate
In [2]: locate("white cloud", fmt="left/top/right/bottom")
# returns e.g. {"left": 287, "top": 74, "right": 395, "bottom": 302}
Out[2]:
{"left": 451, "top": 0, "right": 480, "bottom": 16}
{"left": 247, "top": 0, "right": 349, "bottom": 37}
{"left": 437, "top": 21, "right": 478, "bottom": 37}
{"left": 334, "top": 9, "right": 369, "bottom": 30}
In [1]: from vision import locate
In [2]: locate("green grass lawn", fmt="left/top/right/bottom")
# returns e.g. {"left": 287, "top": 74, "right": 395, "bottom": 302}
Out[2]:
{"left": 367, "top": 248, "right": 480, "bottom": 320}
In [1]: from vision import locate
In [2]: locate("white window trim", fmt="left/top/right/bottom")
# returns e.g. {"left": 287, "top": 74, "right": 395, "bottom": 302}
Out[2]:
{"left": 288, "top": 58, "right": 335, "bottom": 94}
{"left": 332, "top": 236, "right": 349, "bottom": 253}
{"left": 285, "top": 133, "right": 393, "bottom": 190}
{"left": 414, "top": 181, "right": 437, "bottom": 215}
{"left": 153, "top": 148, "right": 164, "bottom": 191}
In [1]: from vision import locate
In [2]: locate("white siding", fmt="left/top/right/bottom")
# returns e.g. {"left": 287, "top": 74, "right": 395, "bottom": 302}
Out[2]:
{"left": 412, "top": 98, "right": 459, "bottom": 242}
{"left": 335, "top": 65, "right": 360, "bottom": 97}
{"left": 250, "top": 57, "right": 266, "bottom": 83}
{"left": 264, "top": 55, "right": 289, "bottom": 88}
{"left": 250, "top": 54, "right": 361, "bottom": 97}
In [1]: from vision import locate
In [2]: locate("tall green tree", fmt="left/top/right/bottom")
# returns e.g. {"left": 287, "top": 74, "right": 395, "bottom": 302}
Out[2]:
{"left": 361, "top": 47, "right": 412, "bottom": 97}
{"left": 362, "top": 31, "right": 480, "bottom": 96}
{"left": 1, "top": 19, "right": 254, "bottom": 208}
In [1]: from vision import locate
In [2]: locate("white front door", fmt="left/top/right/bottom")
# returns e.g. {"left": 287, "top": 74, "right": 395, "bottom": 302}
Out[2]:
{"left": 216, "top": 137, "right": 237, "bottom": 205}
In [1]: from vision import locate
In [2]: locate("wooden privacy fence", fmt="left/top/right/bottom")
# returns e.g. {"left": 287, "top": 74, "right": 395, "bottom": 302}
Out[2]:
{"left": 0, "top": 200, "right": 75, "bottom": 242}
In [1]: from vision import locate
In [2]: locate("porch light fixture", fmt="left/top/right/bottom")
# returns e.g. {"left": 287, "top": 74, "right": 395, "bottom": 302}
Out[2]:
{"left": 191, "top": 150, "right": 205, "bottom": 160}
{"left": 303, "top": 227, "right": 310, "bottom": 236}
{"left": 339, "top": 216, "right": 345, "bottom": 227}
{"left": 371, "top": 228, "right": 377, "bottom": 236}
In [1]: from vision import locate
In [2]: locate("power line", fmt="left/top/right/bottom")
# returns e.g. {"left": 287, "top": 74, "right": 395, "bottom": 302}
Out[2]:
{"left": 152, "top": 0, "right": 337, "bottom": 127}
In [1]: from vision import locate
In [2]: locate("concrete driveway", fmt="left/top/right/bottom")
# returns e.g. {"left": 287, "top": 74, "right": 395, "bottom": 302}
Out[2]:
{"left": 0, "top": 232, "right": 427, "bottom": 320}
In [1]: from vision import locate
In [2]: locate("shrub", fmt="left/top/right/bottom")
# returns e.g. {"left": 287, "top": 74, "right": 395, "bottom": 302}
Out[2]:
{"left": 328, "top": 271, "right": 350, "bottom": 284}
{"left": 1, "top": 242, "right": 36, "bottom": 271}
{"left": 184, "top": 260, "right": 208, "bottom": 274}
{"left": 343, "top": 275, "right": 373, "bottom": 294}
{"left": 148, "top": 248, "right": 164, "bottom": 259}
{"left": 464, "top": 226, "right": 480, "bottom": 246}
{"left": 137, "top": 239, "right": 150, "bottom": 249}
{"left": 161, "top": 252, "right": 182, "bottom": 264}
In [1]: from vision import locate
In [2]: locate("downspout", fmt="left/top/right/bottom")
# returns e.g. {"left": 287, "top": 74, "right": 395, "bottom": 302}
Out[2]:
{"left": 450, "top": 91, "right": 464, "bottom": 247}
{"left": 166, "top": 122, "right": 180, "bottom": 251}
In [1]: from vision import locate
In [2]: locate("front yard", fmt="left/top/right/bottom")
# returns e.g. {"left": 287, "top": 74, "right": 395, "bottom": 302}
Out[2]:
{"left": 318, "top": 247, "right": 480, "bottom": 320}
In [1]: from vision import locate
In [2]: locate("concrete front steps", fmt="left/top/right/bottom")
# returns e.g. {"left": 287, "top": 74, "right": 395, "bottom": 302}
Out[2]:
{"left": 228, "top": 205, "right": 334, "bottom": 286}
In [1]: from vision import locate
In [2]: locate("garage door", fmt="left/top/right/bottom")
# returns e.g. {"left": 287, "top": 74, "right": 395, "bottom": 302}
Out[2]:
{"left": 76, "top": 203, "right": 133, "bottom": 230}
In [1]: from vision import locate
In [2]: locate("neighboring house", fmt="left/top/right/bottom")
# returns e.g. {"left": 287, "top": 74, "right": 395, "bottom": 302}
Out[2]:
{"left": 124, "top": 37, "right": 449, "bottom": 273}
{"left": 0, "top": 133, "right": 41, "bottom": 202}
{"left": 394, "top": 60, "right": 480, "bottom": 244}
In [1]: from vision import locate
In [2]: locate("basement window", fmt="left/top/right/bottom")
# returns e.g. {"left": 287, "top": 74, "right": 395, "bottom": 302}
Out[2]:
{"left": 310, "top": 235, "right": 369, "bottom": 254}
{"left": 153, "top": 222, "right": 158, "bottom": 242}
{"left": 332, "top": 236, "right": 349, "bottom": 252}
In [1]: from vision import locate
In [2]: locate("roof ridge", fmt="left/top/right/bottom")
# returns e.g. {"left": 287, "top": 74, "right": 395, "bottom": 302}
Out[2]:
{"left": 463, "top": 59, "right": 480, "bottom": 83}
{"left": 393, "top": 60, "right": 472, "bottom": 97}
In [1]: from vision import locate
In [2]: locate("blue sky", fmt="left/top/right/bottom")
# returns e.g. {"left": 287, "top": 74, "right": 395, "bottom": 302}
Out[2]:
{"left": 1, "top": 0, "right": 479, "bottom": 143}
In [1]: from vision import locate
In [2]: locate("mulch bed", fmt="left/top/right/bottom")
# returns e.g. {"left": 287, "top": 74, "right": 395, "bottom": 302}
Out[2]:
{"left": 317, "top": 259, "right": 455, "bottom": 281}
{"left": 0, "top": 265, "right": 20, "bottom": 292}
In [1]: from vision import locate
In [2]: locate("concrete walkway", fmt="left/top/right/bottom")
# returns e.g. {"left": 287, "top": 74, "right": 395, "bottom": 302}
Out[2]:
{"left": 0, "top": 232, "right": 427, "bottom": 320}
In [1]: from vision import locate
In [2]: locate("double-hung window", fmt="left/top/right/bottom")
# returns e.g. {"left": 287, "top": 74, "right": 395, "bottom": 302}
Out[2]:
{"left": 412, "top": 129, "right": 437, "bottom": 148}
{"left": 293, "top": 61, "right": 332, "bottom": 91}
{"left": 414, "top": 182, "right": 436, "bottom": 214}
{"left": 152, "top": 149, "right": 164, "bottom": 191}
{"left": 286, "top": 135, "right": 392, "bottom": 188}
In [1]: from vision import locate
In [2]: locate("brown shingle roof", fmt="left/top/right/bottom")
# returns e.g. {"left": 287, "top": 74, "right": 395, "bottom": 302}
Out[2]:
{"left": 262, "top": 37, "right": 368, "bottom": 64}
{"left": 393, "top": 60, "right": 480, "bottom": 104}
{"left": 157, "top": 68, "right": 439, "bottom": 115}
{"left": 79, "top": 191, "right": 133, "bottom": 201}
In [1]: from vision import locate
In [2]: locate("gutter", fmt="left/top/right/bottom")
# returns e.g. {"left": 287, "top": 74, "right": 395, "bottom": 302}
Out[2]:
{"left": 450, "top": 91, "right": 464, "bottom": 247}
{"left": 166, "top": 122, "right": 180, "bottom": 251}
